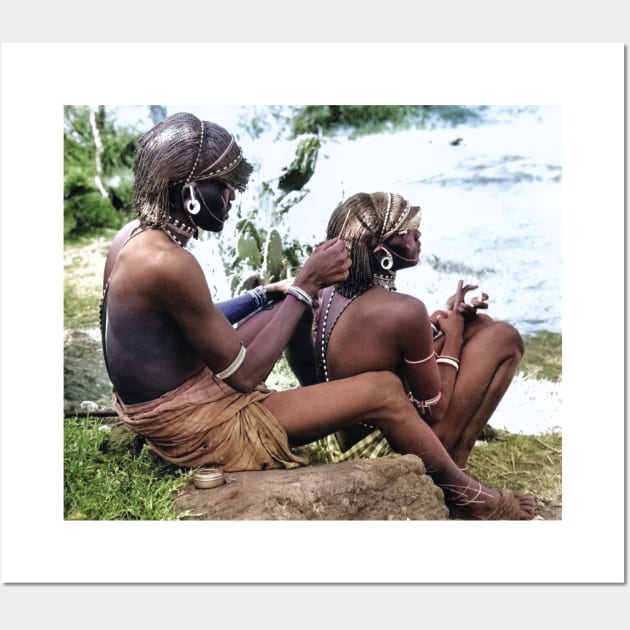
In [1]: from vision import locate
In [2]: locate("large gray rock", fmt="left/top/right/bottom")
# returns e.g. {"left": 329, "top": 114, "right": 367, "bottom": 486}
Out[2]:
{"left": 173, "top": 454, "right": 449, "bottom": 520}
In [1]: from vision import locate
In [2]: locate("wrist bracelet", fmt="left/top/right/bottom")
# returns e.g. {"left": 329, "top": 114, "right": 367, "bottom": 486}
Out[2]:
{"left": 436, "top": 356, "right": 459, "bottom": 371}
{"left": 287, "top": 285, "right": 314, "bottom": 308}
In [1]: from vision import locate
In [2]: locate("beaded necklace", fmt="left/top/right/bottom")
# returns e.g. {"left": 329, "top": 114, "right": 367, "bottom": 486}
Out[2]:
{"left": 371, "top": 273, "right": 397, "bottom": 291}
{"left": 318, "top": 287, "right": 361, "bottom": 382}
{"left": 161, "top": 215, "right": 197, "bottom": 248}
{"left": 162, "top": 227, "right": 185, "bottom": 247}
{"left": 318, "top": 275, "right": 397, "bottom": 382}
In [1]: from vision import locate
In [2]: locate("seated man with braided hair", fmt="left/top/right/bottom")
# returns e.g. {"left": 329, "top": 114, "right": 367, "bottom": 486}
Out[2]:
{"left": 101, "top": 113, "right": 539, "bottom": 519}
{"left": 310, "top": 192, "right": 529, "bottom": 476}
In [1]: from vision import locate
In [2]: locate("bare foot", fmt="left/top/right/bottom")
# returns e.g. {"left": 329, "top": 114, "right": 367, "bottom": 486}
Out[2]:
{"left": 445, "top": 482, "right": 541, "bottom": 520}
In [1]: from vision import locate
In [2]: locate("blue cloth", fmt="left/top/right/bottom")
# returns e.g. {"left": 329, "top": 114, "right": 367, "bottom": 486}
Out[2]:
{"left": 217, "top": 287, "right": 271, "bottom": 325}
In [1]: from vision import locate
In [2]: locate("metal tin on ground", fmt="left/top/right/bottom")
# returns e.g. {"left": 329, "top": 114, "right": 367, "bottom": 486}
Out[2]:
{"left": 192, "top": 468, "right": 225, "bottom": 489}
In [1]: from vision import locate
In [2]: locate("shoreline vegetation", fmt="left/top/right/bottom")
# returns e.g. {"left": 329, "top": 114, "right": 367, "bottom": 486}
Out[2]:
{"left": 64, "top": 232, "right": 562, "bottom": 521}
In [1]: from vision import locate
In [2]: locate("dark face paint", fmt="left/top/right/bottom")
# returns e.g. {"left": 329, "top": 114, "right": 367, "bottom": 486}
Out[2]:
{"left": 187, "top": 180, "right": 233, "bottom": 232}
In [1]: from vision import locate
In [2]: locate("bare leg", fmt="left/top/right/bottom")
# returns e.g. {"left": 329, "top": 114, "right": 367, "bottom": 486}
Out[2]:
{"left": 433, "top": 315, "right": 524, "bottom": 468}
{"left": 261, "top": 370, "right": 538, "bottom": 520}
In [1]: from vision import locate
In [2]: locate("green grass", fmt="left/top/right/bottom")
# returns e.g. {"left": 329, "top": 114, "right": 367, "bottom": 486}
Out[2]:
{"left": 64, "top": 228, "right": 115, "bottom": 329}
{"left": 64, "top": 280, "right": 101, "bottom": 329}
{"left": 519, "top": 330, "right": 562, "bottom": 382}
{"left": 466, "top": 429, "right": 562, "bottom": 506}
{"left": 64, "top": 417, "right": 191, "bottom": 520}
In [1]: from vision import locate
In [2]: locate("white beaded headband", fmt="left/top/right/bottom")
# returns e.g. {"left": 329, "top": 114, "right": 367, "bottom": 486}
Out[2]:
{"left": 179, "top": 122, "right": 242, "bottom": 185}
{"left": 379, "top": 192, "right": 393, "bottom": 240}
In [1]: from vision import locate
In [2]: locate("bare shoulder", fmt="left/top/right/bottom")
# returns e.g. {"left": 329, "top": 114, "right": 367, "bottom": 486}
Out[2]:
{"left": 357, "top": 289, "right": 430, "bottom": 338}
{"left": 384, "top": 290, "right": 430, "bottom": 324}
{"left": 114, "top": 230, "right": 207, "bottom": 296}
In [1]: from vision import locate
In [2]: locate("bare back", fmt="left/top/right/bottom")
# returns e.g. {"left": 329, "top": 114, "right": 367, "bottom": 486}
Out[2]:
{"left": 317, "top": 285, "right": 436, "bottom": 388}
{"left": 102, "top": 228, "right": 211, "bottom": 403}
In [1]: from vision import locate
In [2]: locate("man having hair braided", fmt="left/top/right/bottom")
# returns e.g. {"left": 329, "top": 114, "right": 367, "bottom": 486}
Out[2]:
{"left": 307, "top": 191, "right": 540, "bottom": 518}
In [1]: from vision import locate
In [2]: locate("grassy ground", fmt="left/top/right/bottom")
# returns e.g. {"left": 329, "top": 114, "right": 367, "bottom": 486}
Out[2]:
{"left": 64, "top": 417, "right": 188, "bottom": 520}
{"left": 64, "top": 233, "right": 562, "bottom": 520}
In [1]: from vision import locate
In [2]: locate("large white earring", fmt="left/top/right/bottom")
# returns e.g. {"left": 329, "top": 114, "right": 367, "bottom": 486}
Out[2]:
{"left": 187, "top": 190, "right": 201, "bottom": 215}
{"left": 375, "top": 246, "right": 394, "bottom": 270}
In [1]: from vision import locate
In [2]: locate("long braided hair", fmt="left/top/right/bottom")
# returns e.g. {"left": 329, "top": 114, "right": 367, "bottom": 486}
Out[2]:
{"left": 132, "top": 112, "right": 253, "bottom": 228}
{"left": 326, "top": 192, "right": 420, "bottom": 297}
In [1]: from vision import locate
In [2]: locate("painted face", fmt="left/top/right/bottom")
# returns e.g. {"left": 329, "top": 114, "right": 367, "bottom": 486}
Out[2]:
{"left": 384, "top": 227, "right": 421, "bottom": 269}
{"left": 190, "top": 180, "right": 235, "bottom": 232}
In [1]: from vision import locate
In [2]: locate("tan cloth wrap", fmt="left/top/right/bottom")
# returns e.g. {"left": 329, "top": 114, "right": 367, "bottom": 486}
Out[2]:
{"left": 113, "top": 368, "right": 307, "bottom": 471}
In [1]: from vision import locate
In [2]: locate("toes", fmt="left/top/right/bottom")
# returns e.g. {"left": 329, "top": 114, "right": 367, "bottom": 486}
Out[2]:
{"left": 514, "top": 492, "right": 542, "bottom": 518}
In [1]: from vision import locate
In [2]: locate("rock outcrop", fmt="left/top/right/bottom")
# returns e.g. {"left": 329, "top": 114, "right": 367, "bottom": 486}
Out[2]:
{"left": 173, "top": 454, "right": 449, "bottom": 520}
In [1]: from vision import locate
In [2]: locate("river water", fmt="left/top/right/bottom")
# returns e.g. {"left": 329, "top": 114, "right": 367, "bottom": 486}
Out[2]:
{"left": 178, "top": 105, "right": 563, "bottom": 434}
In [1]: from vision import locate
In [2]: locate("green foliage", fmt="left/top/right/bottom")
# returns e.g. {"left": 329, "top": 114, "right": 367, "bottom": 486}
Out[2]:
{"left": 286, "top": 105, "right": 482, "bottom": 139}
{"left": 520, "top": 331, "right": 562, "bottom": 382}
{"left": 64, "top": 106, "right": 137, "bottom": 239}
{"left": 221, "top": 134, "right": 321, "bottom": 294}
{"left": 237, "top": 233, "right": 263, "bottom": 268}
{"left": 278, "top": 135, "right": 321, "bottom": 194}
{"left": 64, "top": 417, "right": 190, "bottom": 520}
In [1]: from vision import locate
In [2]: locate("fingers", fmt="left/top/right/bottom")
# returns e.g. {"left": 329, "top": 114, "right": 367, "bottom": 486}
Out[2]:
{"left": 306, "top": 237, "right": 352, "bottom": 286}
{"left": 453, "top": 279, "right": 465, "bottom": 306}
{"left": 445, "top": 280, "right": 492, "bottom": 321}
{"left": 317, "top": 237, "right": 348, "bottom": 251}
{"left": 471, "top": 296, "right": 489, "bottom": 310}
{"left": 461, "top": 284, "right": 479, "bottom": 295}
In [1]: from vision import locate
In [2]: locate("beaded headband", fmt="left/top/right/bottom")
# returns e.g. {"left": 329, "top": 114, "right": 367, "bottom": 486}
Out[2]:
{"left": 132, "top": 112, "right": 252, "bottom": 229}
{"left": 326, "top": 192, "right": 420, "bottom": 298}
{"left": 180, "top": 126, "right": 243, "bottom": 185}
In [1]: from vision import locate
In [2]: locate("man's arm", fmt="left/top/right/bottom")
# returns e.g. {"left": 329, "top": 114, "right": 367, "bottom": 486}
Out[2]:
{"left": 153, "top": 239, "right": 350, "bottom": 393}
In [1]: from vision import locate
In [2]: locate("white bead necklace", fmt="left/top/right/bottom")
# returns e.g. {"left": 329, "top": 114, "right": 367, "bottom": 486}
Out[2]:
{"left": 318, "top": 288, "right": 361, "bottom": 382}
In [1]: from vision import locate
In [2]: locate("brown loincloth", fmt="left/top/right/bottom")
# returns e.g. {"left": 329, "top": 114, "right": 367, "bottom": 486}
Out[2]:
{"left": 113, "top": 368, "right": 308, "bottom": 471}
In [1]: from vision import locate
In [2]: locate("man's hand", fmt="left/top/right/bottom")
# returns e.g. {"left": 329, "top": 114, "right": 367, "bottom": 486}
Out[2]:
{"left": 294, "top": 238, "right": 351, "bottom": 296}
{"left": 445, "top": 282, "right": 489, "bottom": 322}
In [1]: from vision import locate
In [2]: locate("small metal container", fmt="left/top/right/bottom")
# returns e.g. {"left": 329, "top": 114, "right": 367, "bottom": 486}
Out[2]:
{"left": 191, "top": 468, "right": 225, "bottom": 489}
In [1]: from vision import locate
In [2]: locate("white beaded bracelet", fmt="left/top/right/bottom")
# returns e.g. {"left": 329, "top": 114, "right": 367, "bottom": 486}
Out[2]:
{"left": 287, "top": 285, "right": 314, "bottom": 308}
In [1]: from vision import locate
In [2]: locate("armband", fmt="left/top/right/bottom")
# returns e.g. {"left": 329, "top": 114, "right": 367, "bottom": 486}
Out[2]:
{"left": 215, "top": 344, "right": 246, "bottom": 380}
{"left": 436, "top": 355, "right": 459, "bottom": 372}
{"left": 404, "top": 350, "right": 437, "bottom": 365}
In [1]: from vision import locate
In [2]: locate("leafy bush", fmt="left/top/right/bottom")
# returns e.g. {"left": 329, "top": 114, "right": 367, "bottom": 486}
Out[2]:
{"left": 64, "top": 106, "right": 137, "bottom": 239}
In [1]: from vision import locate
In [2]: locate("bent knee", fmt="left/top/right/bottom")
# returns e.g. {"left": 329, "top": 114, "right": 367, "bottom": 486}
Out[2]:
{"left": 356, "top": 371, "right": 407, "bottom": 405}
{"left": 376, "top": 371, "right": 410, "bottom": 410}
{"left": 495, "top": 321, "right": 525, "bottom": 356}
{"left": 357, "top": 370, "right": 404, "bottom": 390}
{"left": 471, "top": 318, "right": 524, "bottom": 356}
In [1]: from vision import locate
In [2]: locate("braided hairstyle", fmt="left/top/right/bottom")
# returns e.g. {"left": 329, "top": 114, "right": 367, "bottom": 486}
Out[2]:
{"left": 132, "top": 112, "right": 253, "bottom": 228}
{"left": 326, "top": 192, "right": 420, "bottom": 297}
